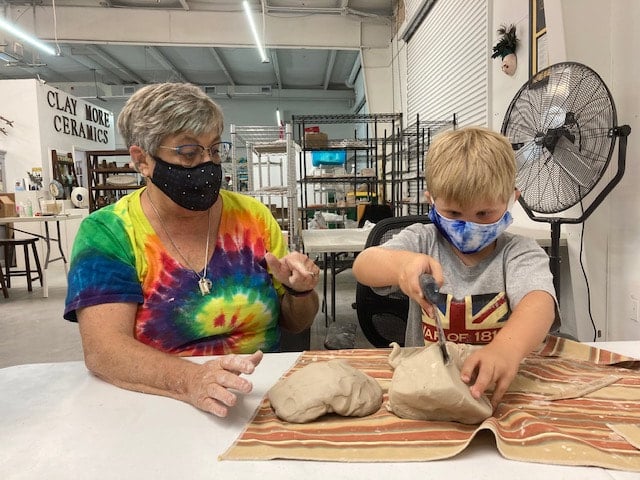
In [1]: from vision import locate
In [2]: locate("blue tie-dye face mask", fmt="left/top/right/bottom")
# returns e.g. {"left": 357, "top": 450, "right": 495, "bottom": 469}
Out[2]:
{"left": 428, "top": 195, "right": 514, "bottom": 254}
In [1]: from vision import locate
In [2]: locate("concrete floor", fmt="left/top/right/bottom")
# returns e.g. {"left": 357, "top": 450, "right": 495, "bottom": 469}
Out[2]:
{"left": 0, "top": 262, "right": 373, "bottom": 368}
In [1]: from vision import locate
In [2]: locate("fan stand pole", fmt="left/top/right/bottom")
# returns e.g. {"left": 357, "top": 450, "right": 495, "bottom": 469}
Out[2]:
{"left": 549, "top": 220, "right": 562, "bottom": 303}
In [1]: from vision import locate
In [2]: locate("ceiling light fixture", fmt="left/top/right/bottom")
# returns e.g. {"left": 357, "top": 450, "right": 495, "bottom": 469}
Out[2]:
{"left": 0, "top": 17, "right": 56, "bottom": 56}
{"left": 276, "top": 107, "right": 281, "bottom": 126}
{"left": 243, "top": 1, "right": 269, "bottom": 63}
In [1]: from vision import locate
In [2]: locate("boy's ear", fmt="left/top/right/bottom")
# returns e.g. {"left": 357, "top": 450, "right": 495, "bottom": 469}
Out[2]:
{"left": 514, "top": 189, "right": 521, "bottom": 202}
{"left": 129, "top": 146, "right": 151, "bottom": 177}
{"left": 424, "top": 190, "right": 433, "bottom": 204}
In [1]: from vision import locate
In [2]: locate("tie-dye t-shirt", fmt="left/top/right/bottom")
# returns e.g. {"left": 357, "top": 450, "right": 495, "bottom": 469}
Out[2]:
{"left": 64, "top": 188, "right": 288, "bottom": 355}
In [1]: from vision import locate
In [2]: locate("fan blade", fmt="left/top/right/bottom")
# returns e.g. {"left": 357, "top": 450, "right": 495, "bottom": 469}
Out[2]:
{"left": 553, "top": 135, "right": 597, "bottom": 188}
{"left": 514, "top": 139, "right": 542, "bottom": 170}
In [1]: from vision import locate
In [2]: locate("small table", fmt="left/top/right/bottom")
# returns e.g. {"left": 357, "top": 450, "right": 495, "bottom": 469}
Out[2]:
{"left": 301, "top": 225, "right": 567, "bottom": 326}
{"left": 301, "top": 228, "right": 370, "bottom": 325}
{"left": 0, "top": 214, "right": 82, "bottom": 297}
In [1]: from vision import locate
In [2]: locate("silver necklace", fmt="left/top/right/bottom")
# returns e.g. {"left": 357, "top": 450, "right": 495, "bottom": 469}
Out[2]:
{"left": 146, "top": 190, "right": 213, "bottom": 295}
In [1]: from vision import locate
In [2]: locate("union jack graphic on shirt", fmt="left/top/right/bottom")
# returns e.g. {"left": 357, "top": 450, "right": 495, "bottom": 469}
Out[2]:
{"left": 422, "top": 292, "right": 511, "bottom": 345}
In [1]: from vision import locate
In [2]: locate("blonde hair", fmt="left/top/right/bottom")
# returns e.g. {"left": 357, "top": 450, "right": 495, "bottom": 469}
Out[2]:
{"left": 425, "top": 126, "right": 516, "bottom": 207}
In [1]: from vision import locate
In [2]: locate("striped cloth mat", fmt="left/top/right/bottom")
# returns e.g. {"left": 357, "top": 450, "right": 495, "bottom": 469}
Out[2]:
{"left": 220, "top": 336, "right": 640, "bottom": 471}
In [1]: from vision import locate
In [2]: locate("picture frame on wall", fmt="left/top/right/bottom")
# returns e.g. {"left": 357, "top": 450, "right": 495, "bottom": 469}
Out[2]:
{"left": 530, "top": 0, "right": 549, "bottom": 75}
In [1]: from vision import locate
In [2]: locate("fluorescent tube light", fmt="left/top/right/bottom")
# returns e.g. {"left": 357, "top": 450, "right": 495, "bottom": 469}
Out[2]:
{"left": 276, "top": 108, "right": 281, "bottom": 126}
{"left": 0, "top": 18, "right": 56, "bottom": 56}
{"left": 242, "top": 1, "right": 269, "bottom": 63}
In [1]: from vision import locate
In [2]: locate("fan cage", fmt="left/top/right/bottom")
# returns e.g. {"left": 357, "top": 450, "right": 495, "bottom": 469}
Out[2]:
{"left": 502, "top": 62, "right": 617, "bottom": 214}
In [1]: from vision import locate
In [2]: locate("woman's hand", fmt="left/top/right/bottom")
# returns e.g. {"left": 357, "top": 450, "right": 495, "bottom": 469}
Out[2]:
{"left": 185, "top": 350, "right": 264, "bottom": 417}
{"left": 265, "top": 251, "right": 320, "bottom": 293}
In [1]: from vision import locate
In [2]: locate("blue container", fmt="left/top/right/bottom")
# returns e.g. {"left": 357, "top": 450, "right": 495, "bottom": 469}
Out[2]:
{"left": 311, "top": 150, "right": 346, "bottom": 167}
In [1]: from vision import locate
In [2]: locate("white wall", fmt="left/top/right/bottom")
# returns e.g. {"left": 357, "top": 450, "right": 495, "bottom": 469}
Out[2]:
{"left": 0, "top": 79, "right": 115, "bottom": 195}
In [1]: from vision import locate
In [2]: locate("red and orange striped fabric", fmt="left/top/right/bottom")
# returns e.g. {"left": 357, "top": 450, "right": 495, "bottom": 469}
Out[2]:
{"left": 220, "top": 337, "right": 640, "bottom": 471}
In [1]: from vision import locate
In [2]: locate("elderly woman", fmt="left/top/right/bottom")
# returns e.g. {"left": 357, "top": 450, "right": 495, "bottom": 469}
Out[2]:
{"left": 64, "top": 83, "right": 320, "bottom": 417}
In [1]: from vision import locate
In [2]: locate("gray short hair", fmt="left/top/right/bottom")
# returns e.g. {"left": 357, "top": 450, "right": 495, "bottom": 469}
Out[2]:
{"left": 117, "top": 82, "right": 224, "bottom": 155}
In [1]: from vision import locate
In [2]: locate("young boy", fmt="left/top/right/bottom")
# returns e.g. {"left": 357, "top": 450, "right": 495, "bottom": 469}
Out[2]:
{"left": 352, "top": 126, "right": 557, "bottom": 408}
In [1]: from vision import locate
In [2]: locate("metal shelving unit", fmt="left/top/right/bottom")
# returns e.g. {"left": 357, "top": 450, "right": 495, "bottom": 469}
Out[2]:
{"left": 384, "top": 114, "right": 456, "bottom": 216}
{"left": 292, "top": 113, "right": 403, "bottom": 230}
{"left": 229, "top": 124, "right": 298, "bottom": 250}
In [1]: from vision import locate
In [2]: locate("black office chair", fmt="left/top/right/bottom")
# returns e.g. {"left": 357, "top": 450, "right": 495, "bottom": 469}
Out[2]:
{"left": 355, "top": 215, "right": 431, "bottom": 347}
{"left": 357, "top": 203, "right": 393, "bottom": 228}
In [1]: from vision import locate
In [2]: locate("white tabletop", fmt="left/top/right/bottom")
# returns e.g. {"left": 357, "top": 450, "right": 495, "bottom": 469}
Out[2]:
{"left": 300, "top": 225, "right": 563, "bottom": 256}
{"left": 302, "top": 228, "right": 370, "bottom": 254}
{"left": 0, "top": 213, "right": 82, "bottom": 224}
{"left": 0, "top": 341, "right": 638, "bottom": 480}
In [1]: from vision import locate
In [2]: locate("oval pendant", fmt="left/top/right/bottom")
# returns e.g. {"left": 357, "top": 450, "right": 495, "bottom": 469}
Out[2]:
{"left": 198, "top": 277, "right": 212, "bottom": 295}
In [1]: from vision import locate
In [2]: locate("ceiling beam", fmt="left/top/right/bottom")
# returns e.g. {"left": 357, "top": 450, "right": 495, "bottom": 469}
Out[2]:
{"left": 145, "top": 46, "right": 188, "bottom": 83}
{"left": 84, "top": 45, "right": 146, "bottom": 84}
{"left": 59, "top": 44, "right": 126, "bottom": 84}
{"left": 18, "top": 6, "right": 391, "bottom": 49}
{"left": 322, "top": 50, "right": 337, "bottom": 90}
{"left": 208, "top": 47, "right": 235, "bottom": 86}
{"left": 0, "top": 63, "right": 73, "bottom": 83}
{"left": 269, "top": 49, "right": 282, "bottom": 90}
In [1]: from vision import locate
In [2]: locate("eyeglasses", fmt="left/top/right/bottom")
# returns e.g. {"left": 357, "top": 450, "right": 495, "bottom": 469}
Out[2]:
{"left": 158, "top": 141, "right": 232, "bottom": 164}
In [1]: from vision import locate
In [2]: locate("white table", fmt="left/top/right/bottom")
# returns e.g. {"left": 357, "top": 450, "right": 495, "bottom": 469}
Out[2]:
{"left": 301, "top": 226, "right": 563, "bottom": 326}
{"left": 0, "top": 214, "right": 81, "bottom": 297}
{"left": 0, "top": 342, "right": 637, "bottom": 480}
{"left": 302, "top": 228, "right": 370, "bottom": 325}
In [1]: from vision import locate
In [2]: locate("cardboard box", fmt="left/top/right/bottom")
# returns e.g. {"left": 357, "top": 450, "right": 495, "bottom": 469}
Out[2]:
{"left": 0, "top": 194, "right": 16, "bottom": 218}
{"left": 304, "top": 132, "right": 328, "bottom": 148}
{"left": 41, "top": 200, "right": 63, "bottom": 215}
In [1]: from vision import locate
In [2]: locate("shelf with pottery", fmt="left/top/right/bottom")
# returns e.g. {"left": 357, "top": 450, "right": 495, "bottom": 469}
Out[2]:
{"left": 50, "top": 149, "right": 79, "bottom": 200}
{"left": 86, "top": 149, "right": 143, "bottom": 212}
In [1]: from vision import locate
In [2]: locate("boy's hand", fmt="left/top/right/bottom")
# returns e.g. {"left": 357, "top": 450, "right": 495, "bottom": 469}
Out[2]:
{"left": 397, "top": 254, "right": 444, "bottom": 315}
{"left": 459, "top": 342, "right": 521, "bottom": 408}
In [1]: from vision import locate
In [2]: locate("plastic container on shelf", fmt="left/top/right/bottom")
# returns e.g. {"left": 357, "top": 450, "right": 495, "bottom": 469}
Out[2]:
{"left": 311, "top": 150, "right": 346, "bottom": 167}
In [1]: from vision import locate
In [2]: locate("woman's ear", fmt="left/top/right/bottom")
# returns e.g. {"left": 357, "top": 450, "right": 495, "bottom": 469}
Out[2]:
{"left": 129, "top": 146, "right": 151, "bottom": 177}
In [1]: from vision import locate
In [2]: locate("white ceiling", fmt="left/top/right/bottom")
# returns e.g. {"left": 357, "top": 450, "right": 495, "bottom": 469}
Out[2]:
{"left": 0, "top": 0, "right": 396, "bottom": 101}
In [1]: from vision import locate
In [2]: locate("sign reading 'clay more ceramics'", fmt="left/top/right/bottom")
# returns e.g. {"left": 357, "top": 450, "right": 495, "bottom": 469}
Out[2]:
{"left": 46, "top": 89, "right": 112, "bottom": 144}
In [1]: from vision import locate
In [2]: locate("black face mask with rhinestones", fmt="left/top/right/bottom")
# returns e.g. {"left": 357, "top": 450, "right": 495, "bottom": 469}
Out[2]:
{"left": 150, "top": 156, "right": 223, "bottom": 211}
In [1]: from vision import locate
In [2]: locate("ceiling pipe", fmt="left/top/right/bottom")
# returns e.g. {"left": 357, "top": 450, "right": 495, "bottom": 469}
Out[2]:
{"left": 270, "top": 49, "right": 282, "bottom": 90}
{"left": 345, "top": 53, "right": 361, "bottom": 88}
{"left": 265, "top": 5, "right": 387, "bottom": 21}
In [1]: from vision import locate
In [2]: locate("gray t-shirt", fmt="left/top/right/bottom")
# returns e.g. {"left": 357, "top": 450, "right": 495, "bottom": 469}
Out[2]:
{"left": 373, "top": 223, "right": 558, "bottom": 347}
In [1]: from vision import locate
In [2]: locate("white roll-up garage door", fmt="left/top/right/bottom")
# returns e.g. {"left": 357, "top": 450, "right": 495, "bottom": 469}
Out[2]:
{"left": 405, "top": 0, "right": 489, "bottom": 127}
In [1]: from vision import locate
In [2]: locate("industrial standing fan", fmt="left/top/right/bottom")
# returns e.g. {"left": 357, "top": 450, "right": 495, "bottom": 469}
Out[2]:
{"left": 501, "top": 61, "right": 631, "bottom": 299}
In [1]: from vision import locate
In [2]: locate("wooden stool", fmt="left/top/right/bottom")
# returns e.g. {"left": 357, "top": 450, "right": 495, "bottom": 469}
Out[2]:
{"left": 0, "top": 237, "right": 43, "bottom": 292}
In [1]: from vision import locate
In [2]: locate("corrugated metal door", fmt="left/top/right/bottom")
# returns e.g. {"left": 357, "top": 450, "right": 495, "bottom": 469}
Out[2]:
{"left": 406, "top": 0, "right": 489, "bottom": 127}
